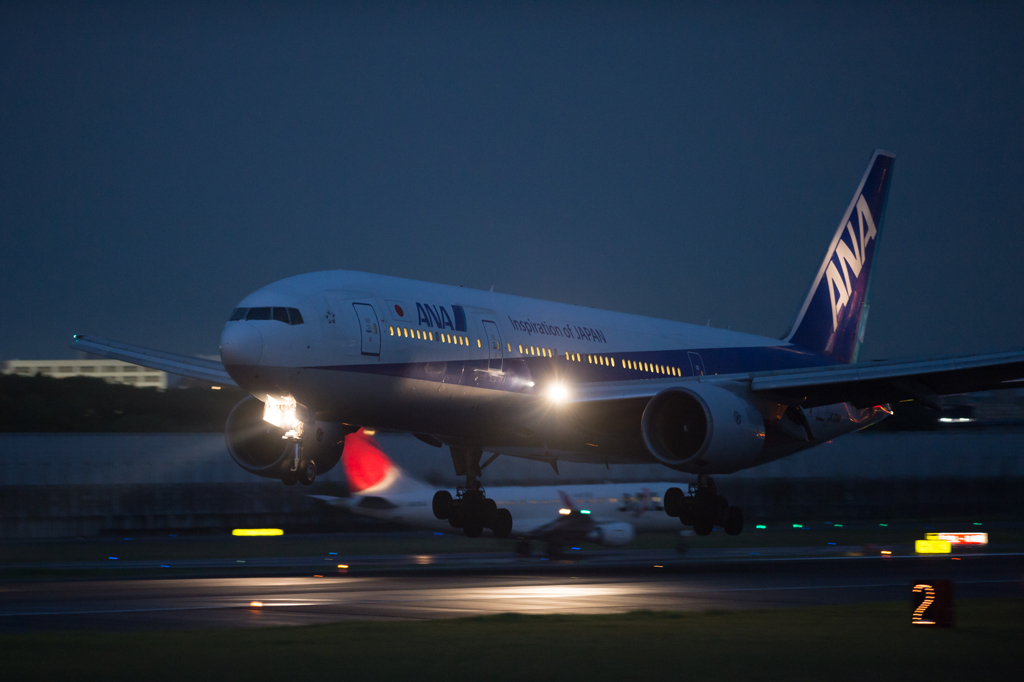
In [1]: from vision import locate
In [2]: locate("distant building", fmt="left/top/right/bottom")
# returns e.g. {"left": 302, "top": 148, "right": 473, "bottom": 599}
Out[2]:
{"left": 2, "top": 359, "right": 167, "bottom": 390}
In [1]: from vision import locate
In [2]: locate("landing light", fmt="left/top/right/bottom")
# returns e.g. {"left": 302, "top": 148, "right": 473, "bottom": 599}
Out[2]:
{"left": 546, "top": 383, "right": 570, "bottom": 403}
{"left": 264, "top": 396, "right": 300, "bottom": 437}
{"left": 939, "top": 417, "right": 973, "bottom": 423}
{"left": 559, "top": 508, "right": 572, "bottom": 515}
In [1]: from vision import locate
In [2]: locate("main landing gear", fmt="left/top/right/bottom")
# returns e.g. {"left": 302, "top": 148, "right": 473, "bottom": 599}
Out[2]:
{"left": 664, "top": 475, "right": 743, "bottom": 537}
{"left": 431, "top": 446, "right": 513, "bottom": 538}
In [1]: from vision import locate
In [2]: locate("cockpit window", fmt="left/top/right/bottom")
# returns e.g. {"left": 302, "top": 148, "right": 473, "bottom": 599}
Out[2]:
{"left": 239, "top": 306, "right": 304, "bottom": 324}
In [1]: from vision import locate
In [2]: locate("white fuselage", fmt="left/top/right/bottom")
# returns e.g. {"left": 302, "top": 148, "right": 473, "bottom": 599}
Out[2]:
{"left": 220, "top": 269, "right": 883, "bottom": 473}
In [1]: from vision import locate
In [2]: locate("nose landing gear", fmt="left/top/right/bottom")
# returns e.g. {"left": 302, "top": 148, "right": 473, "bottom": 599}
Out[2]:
{"left": 281, "top": 439, "right": 317, "bottom": 486}
{"left": 664, "top": 475, "right": 743, "bottom": 536}
{"left": 431, "top": 446, "right": 513, "bottom": 538}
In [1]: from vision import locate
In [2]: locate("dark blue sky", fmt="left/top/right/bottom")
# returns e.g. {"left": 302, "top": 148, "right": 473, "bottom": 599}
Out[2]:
{"left": 2, "top": 1, "right": 1022, "bottom": 363}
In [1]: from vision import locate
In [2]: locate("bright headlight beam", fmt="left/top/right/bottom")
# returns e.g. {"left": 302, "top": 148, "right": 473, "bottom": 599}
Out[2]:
{"left": 547, "top": 383, "right": 570, "bottom": 403}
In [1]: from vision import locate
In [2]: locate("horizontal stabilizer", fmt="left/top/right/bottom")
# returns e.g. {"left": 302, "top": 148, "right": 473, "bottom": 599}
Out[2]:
{"left": 70, "top": 334, "right": 237, "bottom": 386}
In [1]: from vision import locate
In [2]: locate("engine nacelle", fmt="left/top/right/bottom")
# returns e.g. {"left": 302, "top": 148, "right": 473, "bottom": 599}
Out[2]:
{"left": 225, "top": 396, "right": 347, "bottom": 480}
{"left": 640, "top": 384, "right": 765, "bottom": 474}
{"left": 586, "top": 522, "right": 636, "bottom": 547}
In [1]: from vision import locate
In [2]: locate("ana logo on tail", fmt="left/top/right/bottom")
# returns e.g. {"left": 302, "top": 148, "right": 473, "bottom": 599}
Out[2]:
{"left": 825, "top": 195, "right": 877, "bottom": 330}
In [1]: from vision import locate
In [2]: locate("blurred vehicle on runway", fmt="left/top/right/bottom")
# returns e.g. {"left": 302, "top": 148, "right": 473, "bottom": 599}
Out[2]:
{"left": 312, "top": 429, "right": 684, "bottom": 555}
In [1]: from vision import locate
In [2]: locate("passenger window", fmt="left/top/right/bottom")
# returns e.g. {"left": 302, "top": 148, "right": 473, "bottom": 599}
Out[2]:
{"left": 288, "top": 308, "right": 304, "bottom": 325}
{"left": 229, "top": 308, "right": 247, "bottom": 321}
{"left": 429, "top": 331, "right": 434, "bottom": 341}
{"left": 273, "top": 307, "right": 289, "bottom": 323}
{"left": 519, "top": 344, "right": 524, "bottom": 354}
{"left": 246, "top": 307, "right": 271, "bottom": 320}
{"left": 389, "top": 326, "right": 395, "bottom": 336}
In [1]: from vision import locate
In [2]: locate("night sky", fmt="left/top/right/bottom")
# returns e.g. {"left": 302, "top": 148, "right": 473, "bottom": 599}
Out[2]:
{"left": 2, "top": 1, "right": 1022, "bottom": 363}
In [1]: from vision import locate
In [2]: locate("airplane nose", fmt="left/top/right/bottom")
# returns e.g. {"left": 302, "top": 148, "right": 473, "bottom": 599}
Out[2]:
{"left": 220, "top": 323, "right": 263, "bottom": 366}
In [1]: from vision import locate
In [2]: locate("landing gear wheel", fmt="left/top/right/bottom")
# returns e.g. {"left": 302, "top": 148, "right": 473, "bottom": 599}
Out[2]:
{"left": 693, "top": 518, "right": 713, "bottom": 536}
{"left": 298, "top": 460, "right": 317, "bottom": 486}
{"left": 664, "top": 487, "right": 683, "bottom": 517}
{"left": 713, "top": 495, "right": 729, "bottom": 525}
{"left": 281, "top": 472, "right": 297, "bottom": 486}
{"left": 484, "top": 498, "right": 498, "bottom": 527}
{"left": 432, "top": 490, "right": 452, "bottom": 520}
{"left": 492, "top": 508, "right": 513, "bottom": 538}
{"left": 515, "top": 539, "right": 532, "bottom": 556}
{"left": 464, "top": 525, "right": 483, "bottom": 538}
{"left": 678, "top": 497, "right": 695, "bottom": 526}
{"left": 724, "top": 506, "right": 744, "bottom": 535}
{"left": 448, "top": 501, "right": 464, "bottom": 529}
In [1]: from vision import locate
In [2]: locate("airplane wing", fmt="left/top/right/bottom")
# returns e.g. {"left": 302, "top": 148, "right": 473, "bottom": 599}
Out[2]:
{"left": 566, "top": 349, "right": 1024, "bottom": 409}
{"left": 70, "top": 334, "right": 238, "bottom": 387}
{"left": 749, "top": 349, "right": 1024, "bottom": 409}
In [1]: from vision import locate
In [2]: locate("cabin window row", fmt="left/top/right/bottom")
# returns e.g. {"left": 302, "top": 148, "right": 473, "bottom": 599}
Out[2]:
{"left": 518, "top": 344, "right": 554, "bottom": 357}
{"left": 389, "top": 326, "right": 475, "bottom": 347}
{"left": 561, "top": 351, "right": 683, "bottom": 376}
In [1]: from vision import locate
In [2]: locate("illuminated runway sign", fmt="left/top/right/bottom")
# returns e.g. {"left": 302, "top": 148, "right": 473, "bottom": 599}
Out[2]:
{"left": 915, "top": 539, "right": 951, "bottom": 554}
{"left": 925, "top": 532, "right": 988, "bottom": 545}
{"left": 911, "top": 580, "right": 953, "bottom": 627}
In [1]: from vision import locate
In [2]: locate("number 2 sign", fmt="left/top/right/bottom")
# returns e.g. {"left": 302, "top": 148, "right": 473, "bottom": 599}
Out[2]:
{"left": 911, "top": 580, "right": 953, "bottom": 627}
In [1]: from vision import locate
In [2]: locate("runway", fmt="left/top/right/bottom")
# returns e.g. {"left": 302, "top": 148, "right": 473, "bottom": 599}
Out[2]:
{"left": 0, "top": 551, "right": 1020, "bottom": 633}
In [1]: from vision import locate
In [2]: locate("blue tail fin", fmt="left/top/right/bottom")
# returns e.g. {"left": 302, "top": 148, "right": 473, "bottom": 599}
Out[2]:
{"left": 784, "top": 150, "right": 895, "bottom": 364}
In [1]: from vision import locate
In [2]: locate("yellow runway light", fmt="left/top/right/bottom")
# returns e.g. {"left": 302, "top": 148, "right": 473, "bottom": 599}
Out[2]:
{"left": 232, "top": 528, "right": 284, "bottom": 537}
{"left": 915, "top": 539, "right": 952, "bottom": 554}
{"left": 249, "top": 601, "right": 263, "bottom": 608}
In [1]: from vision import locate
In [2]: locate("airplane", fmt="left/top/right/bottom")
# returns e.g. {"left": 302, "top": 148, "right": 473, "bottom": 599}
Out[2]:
{"left": 311, "top": 428, "right": 684, "bottom": 555}
{"left": 72, "top": 150, "right": 1024, "bottom": 538}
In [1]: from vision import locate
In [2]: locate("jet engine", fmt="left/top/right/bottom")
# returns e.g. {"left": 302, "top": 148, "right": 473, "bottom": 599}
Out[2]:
{"left": 225, "top": 395, "right": 347, "bottom": 481}
{"left": 640, "top": 384, "right": 765, "bottom": 474}
{"left": 586, "top": 522, "right": 636, "bottom": 547}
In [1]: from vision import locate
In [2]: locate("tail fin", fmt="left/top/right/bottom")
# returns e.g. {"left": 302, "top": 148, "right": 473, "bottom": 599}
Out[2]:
{"left": 784, "top": 150, "right": 895, "bottom": 363}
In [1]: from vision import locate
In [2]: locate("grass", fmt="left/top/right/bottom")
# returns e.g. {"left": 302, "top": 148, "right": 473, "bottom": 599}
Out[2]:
{"left": 1, "top": 599, "right": 1020, "bottom": 681}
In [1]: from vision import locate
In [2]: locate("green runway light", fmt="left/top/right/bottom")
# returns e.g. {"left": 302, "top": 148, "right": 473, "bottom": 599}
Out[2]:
{"left": 834, "top": 524, "right": 843, "bottom": 528}
{"left": 792, "top": 524, "right": 803, "bottom": 528}
{"left": 973, "top": 522, "right": 983, "bottom": 526}
{"left": 879, "top": 523, "right": 888, "bottom": 527}
{"left": 756, "top": 525, "right": 766, "bottom": 529}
